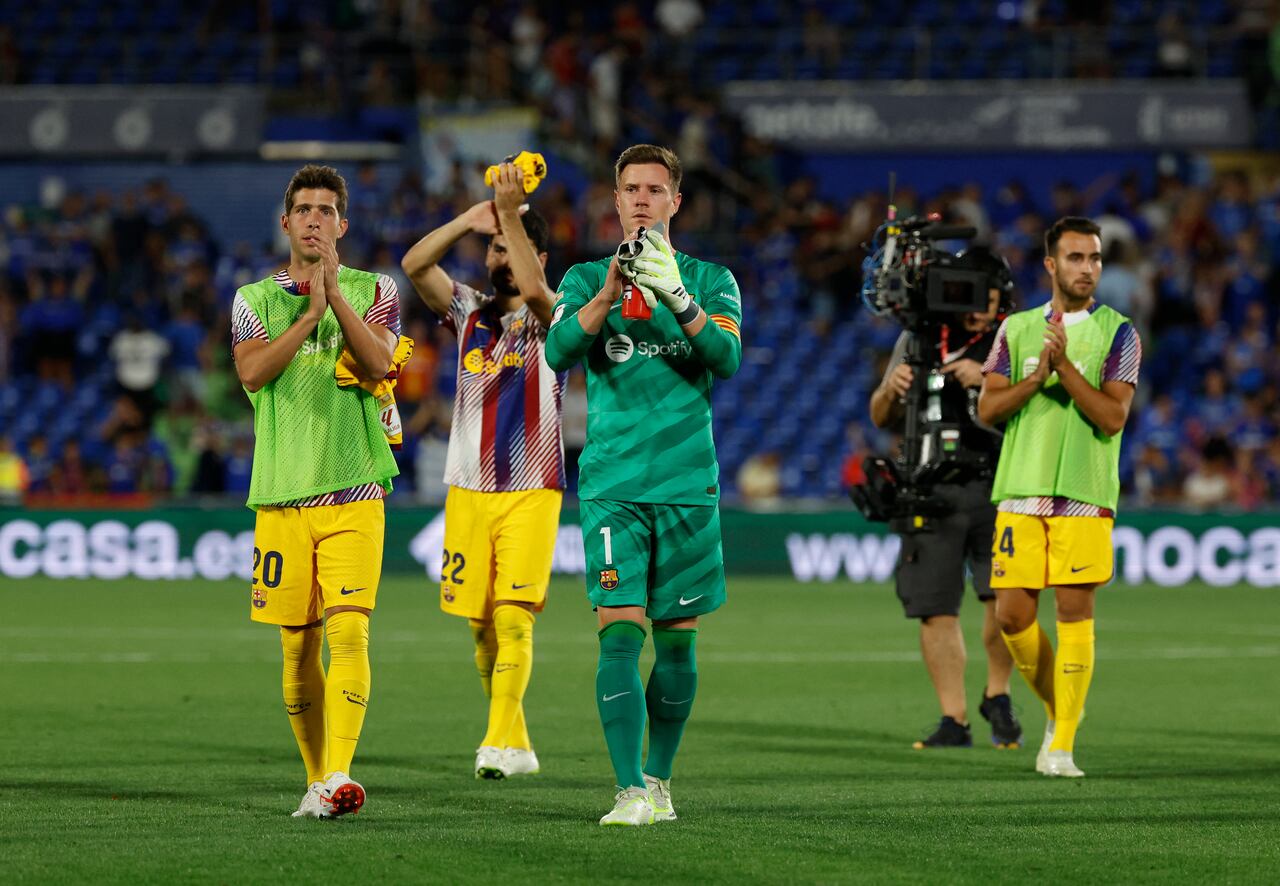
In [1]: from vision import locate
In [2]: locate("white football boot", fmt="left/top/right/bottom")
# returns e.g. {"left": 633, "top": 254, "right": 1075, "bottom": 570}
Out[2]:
{"left": 643, "top": 774, "right": 676, "bottom": 822}
{"left": 319, "top": 771, "right": 365, "bottom": 817}
{"left": 291, "top": 781, "right": 327, "bottom": 819}
{"left": 475, "top": 746, "right": 506, "bottom": 779}
{"left": 599, "top": 786, "right": 654, "bottom": 826}
{"left": 503, "top": 748, "right": 540, "bottom": 777}
{"left": 1042, "top": 750, "right": 1085, "bottom": 778}
{"left": 1035, "top": 721, "right": 1055, "bottom": 774}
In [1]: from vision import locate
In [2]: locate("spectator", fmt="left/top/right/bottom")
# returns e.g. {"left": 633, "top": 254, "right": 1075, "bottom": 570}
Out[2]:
{"left": 109, "top": 312, "right": 170, "bottom": 417}
{"left": 1183, "top": 437, "right": 1237, "bottom": 510}
{"left": 738, "top": 451, "right": 783, "bottom": 507}
{"left": 0, "top": 433, "right": 28, "bottom": 503}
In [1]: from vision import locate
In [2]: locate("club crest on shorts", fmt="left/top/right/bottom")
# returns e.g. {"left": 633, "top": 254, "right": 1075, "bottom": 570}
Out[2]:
{"left": 251, "top": 586, "right": 267, "bottom": 609}
{"left": 443, "top": 585, "right": 456, "bottom": 603}
{"left": 992, "top": 560, "right": 1005, "bottom": 578}
{"left": 599, "top": 569, "right": 619, "bottom": 590}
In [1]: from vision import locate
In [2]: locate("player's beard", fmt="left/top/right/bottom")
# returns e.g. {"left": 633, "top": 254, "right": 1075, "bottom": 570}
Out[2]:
{"left": 1055, "top": 268, "right": 1096, "bottom": 309}
{"left": 490, "top": 267, "right": 519, "bottom": 297}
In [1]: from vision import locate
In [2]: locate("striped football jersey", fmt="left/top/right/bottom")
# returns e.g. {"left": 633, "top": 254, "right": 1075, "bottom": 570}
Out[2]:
{"left": 442, "top": 281, "right": 566, "bottom": 492}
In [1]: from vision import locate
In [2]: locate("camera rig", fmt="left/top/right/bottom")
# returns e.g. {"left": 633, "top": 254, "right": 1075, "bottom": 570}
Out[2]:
{"left": 850, "top": 192, "right": 1013, "bottom": 534}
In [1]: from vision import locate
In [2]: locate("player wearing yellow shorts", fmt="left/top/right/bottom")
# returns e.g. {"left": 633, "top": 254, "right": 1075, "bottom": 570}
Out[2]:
{"left": 233, "top": 164, "right": 405, "bottom": 817}
{"left": 979, "top": 216, "right": 1141, "bottom": 778}
{"left": 402, "top": 162, "right": 564, "bottom": 779}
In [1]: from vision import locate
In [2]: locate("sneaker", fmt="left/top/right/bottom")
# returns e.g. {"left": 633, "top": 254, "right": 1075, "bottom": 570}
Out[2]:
{"left": 978, "top": 693, "right": 1023, "bottom": 749}
{"left": 599, "top": 786, "right": 654, "bottom": 827}
{"left": 1042, "top": 750, "right": 1085, "bottom": 778}
{"left": 319, "top": 771, "right": 365, "bottom": 817}
{"left": 1035, "top": 721, "right": 1056, "bottom": 774}
{"left": 291, "top": 781, "right": 327, "bottom": 819}
{"left": 912, "top": 716, "right": 973, "bottom": 749}
{"left": 643, "top": 774, "right": 676, "bottom": 822}
{"left": 475, "top": 745, "right": 506, "bottom": 780}
{"left": 503, "top": 747, "right": 540, "bottom": 777}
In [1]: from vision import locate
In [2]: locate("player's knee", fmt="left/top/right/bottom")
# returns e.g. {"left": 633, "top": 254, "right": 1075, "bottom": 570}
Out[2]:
{"left": 494, "top": 603, "right": 534, "bottom": 642}
{"left": 598, "top": 620, "right": 646, "bottom": 660}
{"left": 994, "top": 601, "right": 1031, "bottom": 635}
{"left": 325, "top": 610, "right": 370, "bottom": 655}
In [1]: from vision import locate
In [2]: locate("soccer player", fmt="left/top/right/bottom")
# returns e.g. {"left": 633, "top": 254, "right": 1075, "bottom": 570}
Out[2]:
{"left": 978, "top": 216, "right": 1141, "bottom": 777}
{"left": 233, "top": 164, "right": 402, "bottom": 817}
{"left": 545, "top": 144, "right": 742, "bottom": 826}
{"left": 868, "top": 251, "right": 1021, "bottom": 750}
{"left": 400, "top": 162, "right": 564, "bottom": 780}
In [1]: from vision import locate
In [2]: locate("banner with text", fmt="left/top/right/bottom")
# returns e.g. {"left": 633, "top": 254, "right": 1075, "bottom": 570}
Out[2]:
{"left": 1, "top": 508, "right": 1276, "bottom": 588}
{"left": 722, "top": 81, "right": 1252, "bottom": 151}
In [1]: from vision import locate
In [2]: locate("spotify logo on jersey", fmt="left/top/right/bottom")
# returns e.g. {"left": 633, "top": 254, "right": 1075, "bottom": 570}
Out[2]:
{"left": 604, "top": 334, "right": 634, "bottom": 362}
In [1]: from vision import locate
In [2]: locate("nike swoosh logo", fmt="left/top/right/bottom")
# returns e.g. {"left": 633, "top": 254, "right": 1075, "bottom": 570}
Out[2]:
{"left": 339, "top": 586, "right": 366, "bottom": 595}
{"left": 1069, "top": 566, "right": 1090, "bottom": 574}
{"left": 601, "top": 691, "right": 631, "bottom": 702}
{"left": 678, "top": 594, "right": 704, "bottom": 606}
{"left": 512, "top": 582, "right": 534, "bottom": 590}
{"left": 661, "top": 697, "right": 692, "bottom": 705}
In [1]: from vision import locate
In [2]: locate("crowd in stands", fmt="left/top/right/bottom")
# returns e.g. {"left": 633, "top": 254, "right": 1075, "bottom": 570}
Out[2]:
{"left": 2, "top": 1, "right": 1280, "bottom": 511}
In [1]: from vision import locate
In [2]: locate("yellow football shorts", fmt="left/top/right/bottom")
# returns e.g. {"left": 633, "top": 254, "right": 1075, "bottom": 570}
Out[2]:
{"left": 441, "top": 486, "right": 563, "bottom": 620}
{"left": 249, "top": 499, "right": 385, "bottom": 626}
{"left": 990, "top": 512, "right": 1114, "bottom": 590}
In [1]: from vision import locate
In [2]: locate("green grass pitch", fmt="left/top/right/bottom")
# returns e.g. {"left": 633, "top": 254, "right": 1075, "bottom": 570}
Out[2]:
{"left": 4, "top": 576, "right": 1278, "bottom": 884}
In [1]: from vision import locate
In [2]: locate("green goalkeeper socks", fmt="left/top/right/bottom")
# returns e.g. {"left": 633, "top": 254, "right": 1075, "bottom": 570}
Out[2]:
{"left": 596, "top": 620, "right": 647, "bottom": 789}
{"left": 644, "top": 626, "right": 698, "bottom": 781}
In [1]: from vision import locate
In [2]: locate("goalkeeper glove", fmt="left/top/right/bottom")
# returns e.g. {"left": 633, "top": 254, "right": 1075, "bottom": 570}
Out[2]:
{"left": 629, "top": 227, "right": 693, "bottom": 316}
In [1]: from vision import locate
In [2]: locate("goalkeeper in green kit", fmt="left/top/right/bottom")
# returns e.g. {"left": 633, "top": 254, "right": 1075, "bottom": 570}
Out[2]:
{"left": 545, "top": 145, "right": 742, "bottom": 826}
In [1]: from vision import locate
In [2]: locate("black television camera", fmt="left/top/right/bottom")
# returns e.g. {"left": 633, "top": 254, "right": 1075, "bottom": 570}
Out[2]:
{"left": 850, "top": 208, "right": 1014, "bottom": 533}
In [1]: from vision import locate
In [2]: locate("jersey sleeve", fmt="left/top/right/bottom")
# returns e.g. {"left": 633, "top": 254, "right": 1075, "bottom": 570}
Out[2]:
{"left": 544, "top": 263, "right": 599, "bottom": 372}
{"left": 231, "top": 291, "right": 268, "bottom": 350}
{"left": 364, "top": 273, "right": 403, "bottom": 336}
{"left": 444, "top": 281, "right": 487, "bottom": 335}
{"left": 1102, "top": 321, "right": 1141, "bottom": 385}
{"left": 982, "top": 318, "right": 1011, "bottom": 377}
{"left": 687, "top": 263, "right": 742, "bottom": 379}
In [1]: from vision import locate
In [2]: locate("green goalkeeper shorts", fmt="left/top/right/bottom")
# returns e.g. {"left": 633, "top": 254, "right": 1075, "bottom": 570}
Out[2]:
{"left": 579, "top": 498, "right": 726, "bottom": 621}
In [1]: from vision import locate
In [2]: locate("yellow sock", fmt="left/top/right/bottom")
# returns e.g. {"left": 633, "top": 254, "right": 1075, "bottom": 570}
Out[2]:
{"left": 1002, "top": 621, "right": 1056, "bottom": 720}
{"left": 470, "top": 619, "right": 497, "bottom": 698}
{"left": 323, "top": 611, "right": 370, "bottom": 778}
{"left": 281, "top": 625, "right": 326, "bottom": 784}
{"left": 1050, "top": 619, "right": 1095, "bottom": 752}
{"left": 481, "top": 605, "right": 534, "bottom": 749}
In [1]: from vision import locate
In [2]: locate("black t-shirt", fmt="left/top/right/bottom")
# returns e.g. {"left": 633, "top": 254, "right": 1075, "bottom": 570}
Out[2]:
{"left": 880, "top": 327, "right": 1002, "bottom": 463}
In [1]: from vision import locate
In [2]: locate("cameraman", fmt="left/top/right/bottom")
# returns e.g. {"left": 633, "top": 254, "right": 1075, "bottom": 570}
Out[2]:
{"left": 868, "top": 248, "right": 1022, "bottom": 750}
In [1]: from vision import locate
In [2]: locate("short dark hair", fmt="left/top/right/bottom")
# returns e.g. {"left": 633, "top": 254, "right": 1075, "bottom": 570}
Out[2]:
{"left": 284, "top": 164, "right": 348, "bottom": 217}
{"left": 614, "top": 144, "right": 682, "bottom": 194}
{"left": 519, "top": 207, "right": 550, "bottom": 254}
{"left": 1044, "top": 216, "right": 1102, "bottom": 256}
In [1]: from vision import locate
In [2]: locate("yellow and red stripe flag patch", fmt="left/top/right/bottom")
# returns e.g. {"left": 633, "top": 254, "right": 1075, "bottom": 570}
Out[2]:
{"left": 710, "top": 314, "right": 740, "bottom": 337}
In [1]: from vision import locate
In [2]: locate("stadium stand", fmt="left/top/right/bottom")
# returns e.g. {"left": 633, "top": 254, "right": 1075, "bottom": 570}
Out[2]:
{"left": 2, "top": 1, "right": 1279, "bottom": 508}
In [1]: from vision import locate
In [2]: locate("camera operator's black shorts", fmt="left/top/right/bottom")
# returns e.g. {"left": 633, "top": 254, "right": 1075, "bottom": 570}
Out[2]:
{"left": 894, "top": 479, "right": 995, "bottom": 619}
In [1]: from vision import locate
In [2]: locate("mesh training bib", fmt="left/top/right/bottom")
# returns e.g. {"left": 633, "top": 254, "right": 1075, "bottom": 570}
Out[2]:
{"left": 237, "top": 267, "right": 398, "bottom": 508}
{"left": 990, "top": 304, "right": 1129, "bottom": 511}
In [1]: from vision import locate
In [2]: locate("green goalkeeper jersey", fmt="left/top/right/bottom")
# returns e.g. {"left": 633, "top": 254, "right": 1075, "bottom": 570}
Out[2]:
{"left": 546, "top": 251, "right": 742, "bottom": 505}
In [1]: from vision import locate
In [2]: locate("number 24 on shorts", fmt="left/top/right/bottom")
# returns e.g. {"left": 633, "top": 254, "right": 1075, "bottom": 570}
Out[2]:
{"left": 996, "top": 526, "right": 1015, "bottom": 557}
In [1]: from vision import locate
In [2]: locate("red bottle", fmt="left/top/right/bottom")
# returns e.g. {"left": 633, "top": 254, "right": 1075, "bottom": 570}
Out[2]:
{"left": 621, "top": 282, "right": 651, "bottom": 320}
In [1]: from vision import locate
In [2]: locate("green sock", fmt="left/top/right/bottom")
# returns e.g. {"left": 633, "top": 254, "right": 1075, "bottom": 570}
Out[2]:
{"left": 596, "top": 621, "right": 647, "bottom": 789}
{"left": 644, "top": 627, "right": 697, "bottom": 781}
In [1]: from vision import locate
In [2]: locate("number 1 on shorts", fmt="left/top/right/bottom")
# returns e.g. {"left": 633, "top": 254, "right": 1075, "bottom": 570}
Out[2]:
{"left": 600, "top": 526, "right": 613, "bottom": 564}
